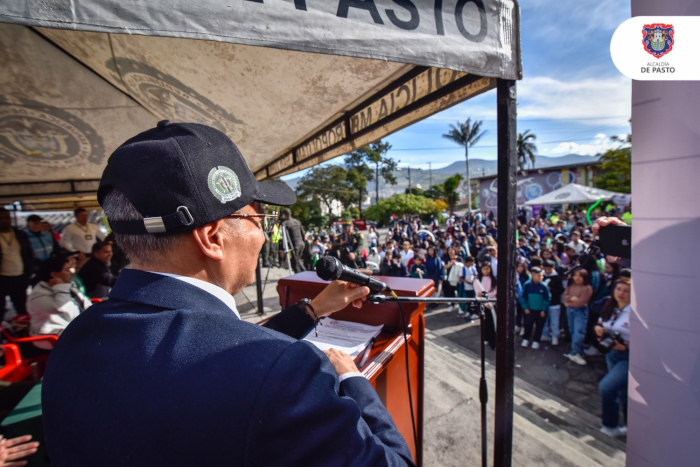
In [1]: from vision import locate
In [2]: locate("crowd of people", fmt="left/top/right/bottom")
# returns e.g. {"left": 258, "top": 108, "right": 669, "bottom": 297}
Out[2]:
{"left": 2, "top": 199, "right": 632, "bottom": 443}
{"left": 298, "top": 207, "right": 632, "bottom": 438}
{"left": 0, "top": 207, "right": 127, "bottom": 352}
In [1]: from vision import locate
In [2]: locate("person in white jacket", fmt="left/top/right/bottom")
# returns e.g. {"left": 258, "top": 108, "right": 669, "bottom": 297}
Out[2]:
{"left": 27, "top": 255, "right": 92, "bottom": 349}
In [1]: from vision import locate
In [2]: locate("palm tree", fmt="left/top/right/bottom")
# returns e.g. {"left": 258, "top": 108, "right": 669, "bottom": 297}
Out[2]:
{"left": 517, "top": 130, "right": 537, "bottom": 171}
{"left": 442, "top": 118, "right": 486, "bottom": 210}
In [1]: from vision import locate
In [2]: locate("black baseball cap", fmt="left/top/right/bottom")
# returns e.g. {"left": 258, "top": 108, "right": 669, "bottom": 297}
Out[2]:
{"left": 98, "top": 121, "right": 296, "bottom": 235}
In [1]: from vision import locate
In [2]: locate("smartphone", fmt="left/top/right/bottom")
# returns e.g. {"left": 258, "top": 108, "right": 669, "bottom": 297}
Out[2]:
{"left": 597, "top": 225, "right": 631, "bottom": 258}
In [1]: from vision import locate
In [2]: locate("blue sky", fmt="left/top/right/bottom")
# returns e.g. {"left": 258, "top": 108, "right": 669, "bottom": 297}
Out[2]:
{"left": 284, "top": 0, "right": 632, "bottom": 179}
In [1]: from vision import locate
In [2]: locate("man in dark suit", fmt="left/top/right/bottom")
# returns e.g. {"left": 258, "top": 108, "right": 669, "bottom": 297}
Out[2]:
{"left": 280, "top": 208, "right": 306, "bottom": 272}
{"left": 77, "top": 241, "right": 117, "bottom": 299}
{"left": 42, "top": 121, "right": 414, "bottom": 466}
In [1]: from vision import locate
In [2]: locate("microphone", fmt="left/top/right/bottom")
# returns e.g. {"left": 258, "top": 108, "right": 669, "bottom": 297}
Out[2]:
{"left": 315, "top": 256, "right": 390, "bottom": 294}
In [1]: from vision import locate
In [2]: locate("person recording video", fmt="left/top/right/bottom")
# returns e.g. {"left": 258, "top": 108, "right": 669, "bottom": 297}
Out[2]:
{"left": 42, "top": 121, "right": 414, "bottom": 466}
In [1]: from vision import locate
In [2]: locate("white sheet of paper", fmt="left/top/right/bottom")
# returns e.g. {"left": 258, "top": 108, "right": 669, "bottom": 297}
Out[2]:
{"left": 303, "top": 318, "right": 383, "bottom": 358}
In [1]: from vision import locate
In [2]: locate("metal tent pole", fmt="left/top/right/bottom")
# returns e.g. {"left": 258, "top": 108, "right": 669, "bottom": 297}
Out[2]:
{"left": 494, "top": 79, "right": 517, "bottom": 467}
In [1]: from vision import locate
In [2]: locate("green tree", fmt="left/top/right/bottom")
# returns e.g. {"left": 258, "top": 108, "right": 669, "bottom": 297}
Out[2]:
{"left": 364, "top": 194, "right": 442, "bottom": 224}
{"left": 404, "top": 187, "right": 424, "bottom": 196}
{"left": 423, "top": 184, "right": 445, "bottom": 200}
{"left": 594, "top": 135, "right": 631, "bottom": 193}
{"left": 296, "top": 165, "right": 355, "bottom": 215}
{"left": 443, "top": 174, "right": 464, "bottom": 213}
{"left": 345, "top": 141, "right": 398, "bottom": 211}
{"left": 517, "top": 130, "right": 537, "bottom": 171}
{"left": 443, "top": 118, "right": 487, "bottom": 211}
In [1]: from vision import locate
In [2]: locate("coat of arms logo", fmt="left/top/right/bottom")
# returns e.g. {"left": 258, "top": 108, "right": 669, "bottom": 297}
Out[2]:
{"left": 642, "top": 23, "right": 674, "bottom": 58}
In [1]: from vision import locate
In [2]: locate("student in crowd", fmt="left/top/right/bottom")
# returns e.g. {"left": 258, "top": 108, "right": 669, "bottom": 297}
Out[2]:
{"left": 442, "top": 247, "right": 463, "bottom": 312}
{"left": 540, "top": 259, "right": 564, "bottom": 346}
{"left": 409, "top": 255, "right": 427, "bottom": 279}
{"left": 596, "top": 280, "right": 632, "bottom": 438}
{"left": 457, "top": 256, "right": 478, "bottom": 320}
{"left": 424, "top": 246, "right": 443, "bottom": 296}
{"left": 474, "top": 262, "right": 497, "bottom": 349}
{"left": 519, "top": 267, "right": 551, "bottom": 350}
{"left": 379, "top": 250, "right": 406, "bottom": 277}
{"left": 563, "top": 268, "right": 594, "bottom": 365}
{"left": 365, "top": 247, "right": 381, "bottom": 274}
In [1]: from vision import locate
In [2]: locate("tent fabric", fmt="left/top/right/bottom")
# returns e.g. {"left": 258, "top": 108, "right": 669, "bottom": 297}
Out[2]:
{"left": 524, "top": 183, "right": 624, "bottom": 206}
{"left": 0, "top": 1, "right": 520, "bottom": 210}
{"left": 0, "top": 0, "right": 522, "bottom": 80}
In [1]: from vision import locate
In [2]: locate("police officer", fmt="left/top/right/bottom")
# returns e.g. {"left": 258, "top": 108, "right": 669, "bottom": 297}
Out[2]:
{"left": 342, "top": 221, "right": 365, "bottom": 258}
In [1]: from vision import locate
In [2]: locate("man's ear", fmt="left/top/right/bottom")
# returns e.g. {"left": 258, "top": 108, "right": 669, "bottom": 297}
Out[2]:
{"left": 191, "top": 220, "right": 226, "bottom": 261}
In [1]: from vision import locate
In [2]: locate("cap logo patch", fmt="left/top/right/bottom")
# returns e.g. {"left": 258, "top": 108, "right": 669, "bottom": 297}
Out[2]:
{"left": 208, "top": 166, "right": 241, "bottom": 203}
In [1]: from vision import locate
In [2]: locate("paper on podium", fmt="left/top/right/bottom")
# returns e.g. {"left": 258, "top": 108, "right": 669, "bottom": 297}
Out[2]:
{"left": 303, "top": 317, "right": 383, "bottom": 358}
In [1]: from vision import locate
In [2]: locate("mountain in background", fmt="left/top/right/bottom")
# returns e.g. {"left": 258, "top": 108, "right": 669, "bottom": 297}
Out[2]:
{"left": 284, "top": 154, "right": 598, "bottom": 200}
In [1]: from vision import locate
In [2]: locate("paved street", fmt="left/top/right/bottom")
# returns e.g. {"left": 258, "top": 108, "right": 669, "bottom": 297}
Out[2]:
{"left": 237, "top": 263, "right": 627, "bottom": 466}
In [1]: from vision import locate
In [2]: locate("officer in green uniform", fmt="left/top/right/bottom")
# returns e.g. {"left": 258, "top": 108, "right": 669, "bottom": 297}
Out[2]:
{"left": 342, "top": 221, "right": 365, "bottom": 258}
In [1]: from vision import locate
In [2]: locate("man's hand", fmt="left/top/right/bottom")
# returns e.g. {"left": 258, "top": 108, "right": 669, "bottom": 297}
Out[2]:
{"left": 540, "top": 311, "right": 546, "bottom": 318}
{"left": 524, "top": 309, "right": 531, "bottom": 315}
{"left": 0, "top": 435, "right": 39, "bottom": 467}
{"left": 323, "top": 348, "right": 358, "bottom": 377}
{"left": 310, "top": 281, "right": 370, "bottom": 318}
{"left": 591, "top": 216, "right": 626, "bottom": 237}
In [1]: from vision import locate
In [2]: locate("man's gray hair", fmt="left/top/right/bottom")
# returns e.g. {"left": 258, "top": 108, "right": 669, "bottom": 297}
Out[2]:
{"left": 101, "top": 188, "right": 186, "bottom": 264}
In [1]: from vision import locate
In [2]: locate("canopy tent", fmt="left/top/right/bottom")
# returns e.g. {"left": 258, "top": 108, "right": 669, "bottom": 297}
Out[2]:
{"left": 0, "top": 2, "right": 522, "bottom": 465}
{"left": 0, "top": 0, "right": 521, "bottom": 211}
{"left": 523, "top": 183, "right": 624, "bottom": 206}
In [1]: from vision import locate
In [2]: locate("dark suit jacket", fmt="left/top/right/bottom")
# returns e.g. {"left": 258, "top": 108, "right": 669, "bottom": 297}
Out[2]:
{"left": 42, "top": 270, "right": 413, "bottom": 466}
{"left": 77, "top": 256, "right": 117, "bottom": 299}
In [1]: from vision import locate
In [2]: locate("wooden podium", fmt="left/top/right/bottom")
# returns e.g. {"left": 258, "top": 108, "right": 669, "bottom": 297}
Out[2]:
{"left": 277, "top": 272, "right": 434, "bottom": 465}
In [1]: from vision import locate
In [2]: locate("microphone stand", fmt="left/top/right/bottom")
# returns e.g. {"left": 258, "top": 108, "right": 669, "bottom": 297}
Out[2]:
{"left": 368, "top": 293, "right": 495, "bottom": 467}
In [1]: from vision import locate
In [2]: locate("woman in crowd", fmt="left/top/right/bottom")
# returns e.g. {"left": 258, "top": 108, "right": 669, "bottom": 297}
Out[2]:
{"left": 541, "top": 247, "right": 561, "bottom": 267}
{"left": 26, "top": 255, "right": 93, "bottom": 350}
{"left": 424, "top": 246, "right": 444, "bottom": 306}
{"left": 595, "top": 280, "right": 631, "bottom": 437}
{"left": 562, "top": 268, "right": 593, "bottom": 365}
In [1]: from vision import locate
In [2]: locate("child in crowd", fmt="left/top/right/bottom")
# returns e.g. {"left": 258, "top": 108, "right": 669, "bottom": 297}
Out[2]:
{"left": 519, "top": 267, "right": 551, "bottom": 349}
{"left": 410, "top": 255, "right": 427, "bottom": 279}
{"left": 563, "top": 268, "right": 594, "bottom": 365}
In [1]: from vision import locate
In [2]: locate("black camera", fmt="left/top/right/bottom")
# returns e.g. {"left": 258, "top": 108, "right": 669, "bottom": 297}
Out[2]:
{"left": 593, "top": 330, "right": 626, "bottom": 354}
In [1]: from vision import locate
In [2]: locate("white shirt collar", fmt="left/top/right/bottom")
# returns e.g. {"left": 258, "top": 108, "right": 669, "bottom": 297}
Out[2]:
{"left": 147, "top": 271, "right": 240, "bottom": 319}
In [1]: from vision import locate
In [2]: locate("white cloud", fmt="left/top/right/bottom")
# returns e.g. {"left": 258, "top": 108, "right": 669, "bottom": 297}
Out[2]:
{"left": 549, "top": 133, "right": 621, "bottom": 156}
{"left": 517, "top": 76, "right": 631, "bottom": 123}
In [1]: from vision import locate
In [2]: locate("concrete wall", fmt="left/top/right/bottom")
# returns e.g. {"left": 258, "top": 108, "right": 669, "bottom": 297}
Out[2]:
{"left": 628, "top": 1, "right": 700, "bottom": 465}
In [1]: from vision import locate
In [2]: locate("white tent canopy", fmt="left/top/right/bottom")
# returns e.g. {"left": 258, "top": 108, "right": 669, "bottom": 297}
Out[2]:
{"left": 0, "top": 0, "right": 521, "bottom": 211}
{"left": 523, "top": 183, "right": 624, "bottom": 206}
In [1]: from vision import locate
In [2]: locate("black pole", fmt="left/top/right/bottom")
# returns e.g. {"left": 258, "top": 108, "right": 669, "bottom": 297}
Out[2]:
{"left": 255, "top": 257, "right": 264, "bottom": 316}
{"left": 479, "top": 301, "right": 488, "bottom": 467}
{"left": 494, "top": 79, "right": 517, "bottom": 467}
